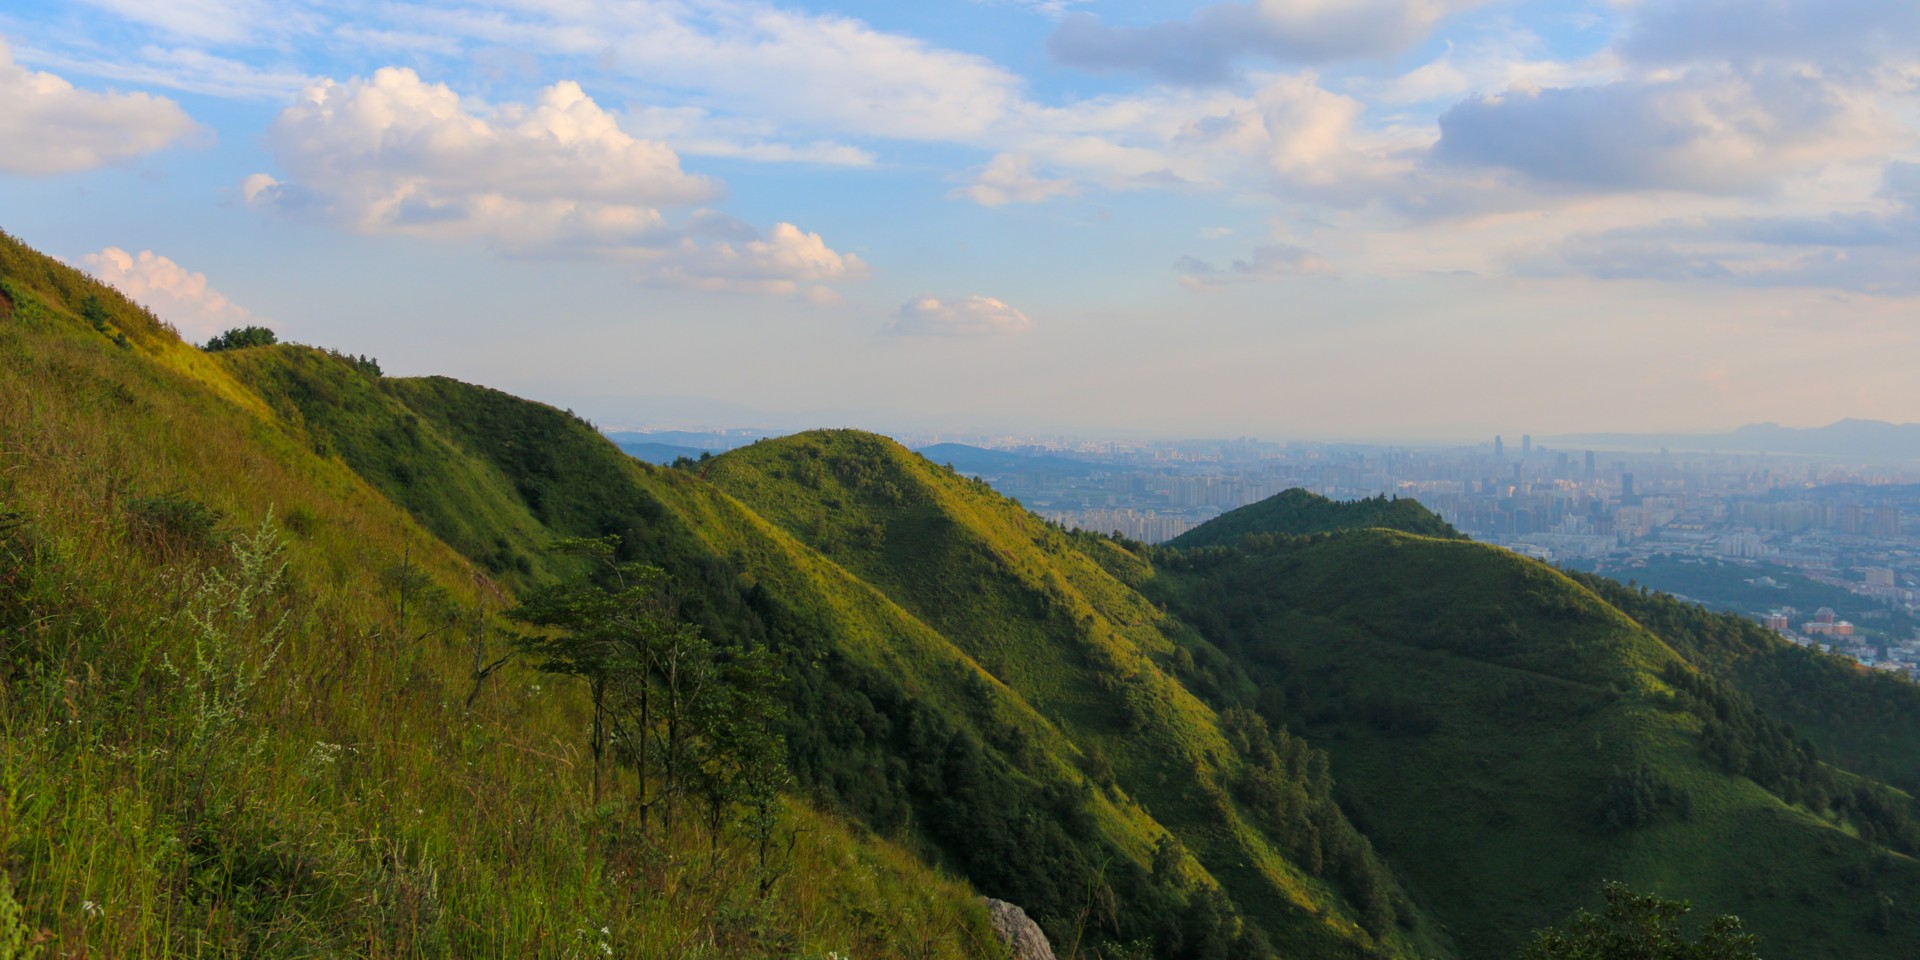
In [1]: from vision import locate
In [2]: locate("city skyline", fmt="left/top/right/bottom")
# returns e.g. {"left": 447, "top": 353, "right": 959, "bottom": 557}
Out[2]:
{"left": 2, "top": 0, "right": 1917, "bottom": 439}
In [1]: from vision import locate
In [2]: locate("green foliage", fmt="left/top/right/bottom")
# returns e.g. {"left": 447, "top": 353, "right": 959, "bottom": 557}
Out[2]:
{"left": 1593, "top": 764, "right": 1692, "bottom": 832}
{"left": 79, "top": 295, "right": 109, "bottom": 332}
{"left": 509, "top": 535, "right": 790, "bottom": 849}
{"left": 204, "top": 325, "right": 278, "bottom": 351}
{"left": 125, "top": 490, "right": 227, "bottom": 557}
{"left": 1517, "top": 882, "right": 1758, "bottom": 960}
{"left": 0, "top": 871, "right": 39, "bottom": 960}
{"left": 1169, "top": 490, "right": 1462, "bottom": 549}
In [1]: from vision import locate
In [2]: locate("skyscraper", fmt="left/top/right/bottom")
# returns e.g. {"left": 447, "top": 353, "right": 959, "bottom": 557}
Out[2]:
{"left": 1494, "top": 435, "right": 1505, "bottom": 459}
{"left": 1584, "top": 450, "right": 1596, "bottom": 480}
{"left": 1522, "top": 434, "right": 1532, "bottom": 457}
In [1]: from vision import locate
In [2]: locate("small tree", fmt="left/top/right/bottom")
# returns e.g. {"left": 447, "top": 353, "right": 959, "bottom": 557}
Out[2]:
{"left": 1517, "top": 882, "right": 1759, "bottom": 960}
{"left": 204, "top": 325, "right": 278, "bottom": 352}
{"left": 508, "top": 536, "right": 669, "bottom": 807}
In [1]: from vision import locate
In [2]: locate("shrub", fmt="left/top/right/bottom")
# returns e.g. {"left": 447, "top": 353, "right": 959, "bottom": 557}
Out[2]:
{"left": 126, "top": 490, "right": 226, "bottom": 556}
{"left": 204, "top": 325, "right": 278, "bottom": 352}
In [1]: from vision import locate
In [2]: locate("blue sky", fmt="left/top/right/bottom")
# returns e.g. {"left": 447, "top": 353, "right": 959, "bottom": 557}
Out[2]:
{"left": 1, "top": 0, "right": 1916, "bottom": 440}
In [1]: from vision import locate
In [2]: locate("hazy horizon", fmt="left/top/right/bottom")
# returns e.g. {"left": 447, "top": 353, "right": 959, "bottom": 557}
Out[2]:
{"left": 3, "top": 0, "right": 1916, "bottom": 440}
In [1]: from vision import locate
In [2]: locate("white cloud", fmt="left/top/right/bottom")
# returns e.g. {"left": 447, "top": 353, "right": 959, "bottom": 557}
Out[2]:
{"left": 1176, "top": 243, "right": 1336, "bottom": 288}
{"left": 624, "top": 106, "right": 875, "bottom": 166}
{"left": 251, "top": 68, "right": 717, "bottom": 235}
{"left": 1048, "top": 0, "right": 1488, "bottom": 84}
{"left": 888, "top": 295, "right": 1034, "bottom": 336}
{"left": 244, "top": 67, "right": 863, "bottom": 295}
{"left": 1431, "top": 68, "right": 1894, "bottom": 194}
{"left": 647, "top": 222, "right": 869, "bottom": 297}
{"left": 77, "top": 247, "right": 257, "bottom": 338}
{"left": 0, "top": 39, "right": 198, "bottom": 175}
{"left": 952, "top": 153, "right": 1079, "bottom": 206}
{"left": 12, "top": 44, "right": 311, "bottom": 100}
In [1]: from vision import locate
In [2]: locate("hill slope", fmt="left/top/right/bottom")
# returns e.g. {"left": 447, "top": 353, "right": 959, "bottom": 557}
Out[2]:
{"left": 1152, "top": 531, "right": 1920, "bottom": 958}
{"left": 0, "top": 227, "right": 999, "bottom": 960}
{"left": 706, "top": 431, "right": 1452, "bottom": 958}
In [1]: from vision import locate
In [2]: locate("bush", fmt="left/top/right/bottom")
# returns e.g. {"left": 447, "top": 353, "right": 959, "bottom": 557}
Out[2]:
{"left": 205, "top": 326, "right": 278, "bottom": 352}
{"left": 126, "top": 491, "right": 226, "bottom": 556}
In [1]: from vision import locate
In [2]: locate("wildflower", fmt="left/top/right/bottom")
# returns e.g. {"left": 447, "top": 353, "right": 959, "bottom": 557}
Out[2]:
{"left": 81, "top": 900, "right": 101, "bottom": 917}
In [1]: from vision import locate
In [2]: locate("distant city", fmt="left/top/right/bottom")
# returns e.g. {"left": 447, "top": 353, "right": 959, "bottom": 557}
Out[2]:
{"left": 607, "top": 423, "right": 1920, "bottom": 681}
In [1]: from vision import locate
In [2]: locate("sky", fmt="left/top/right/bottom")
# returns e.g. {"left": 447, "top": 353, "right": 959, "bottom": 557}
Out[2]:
{"left": 1, "top": 0, "right": 1916, "bottom": 442}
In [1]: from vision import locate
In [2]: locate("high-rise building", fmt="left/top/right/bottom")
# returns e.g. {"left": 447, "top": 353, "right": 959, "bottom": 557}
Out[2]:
{"left": 1871, "top": 506, "right": 1901, "bottom": 539}
{"left": 1584, "top": 450, "right": 1596, "bottom": 480}
{"left": 1621, "top": 472, "right": 1636, "bottom": 503}
{"left": 1494, "top": 435, "right": 1505, "bottom": 459}
{"left": 1522, "top": 434, "right": 1532, "bottom": 457}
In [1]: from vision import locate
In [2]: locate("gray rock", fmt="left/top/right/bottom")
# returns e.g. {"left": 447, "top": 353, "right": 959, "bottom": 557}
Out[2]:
{"left": 981, "top": 898, "right": 1057, "bottom": 960}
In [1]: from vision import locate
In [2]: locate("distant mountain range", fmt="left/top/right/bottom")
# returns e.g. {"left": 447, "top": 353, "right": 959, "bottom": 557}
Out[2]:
{"left": 1551, "top": 419, "right": 1920, "bottom": 460}
{"left": 604, "top": 429, "right": 778, "bottom": 452}
{"left": 914, "top": 442, "right": 1100, "bottom": 478}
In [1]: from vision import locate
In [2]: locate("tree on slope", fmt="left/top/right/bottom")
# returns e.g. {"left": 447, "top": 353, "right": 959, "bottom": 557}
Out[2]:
{"left": 1518, "top": 882, "right": 1758, "bottom": 960}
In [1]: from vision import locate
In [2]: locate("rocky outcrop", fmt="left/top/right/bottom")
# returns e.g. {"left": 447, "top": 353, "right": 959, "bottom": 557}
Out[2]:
{"left": 981, "top": 898, "right": 1056, "bottom": 960}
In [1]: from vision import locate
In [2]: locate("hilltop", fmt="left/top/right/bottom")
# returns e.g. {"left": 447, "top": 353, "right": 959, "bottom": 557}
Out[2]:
{"left": 1169, "top": 489, "right": 1463, "bottom": 548}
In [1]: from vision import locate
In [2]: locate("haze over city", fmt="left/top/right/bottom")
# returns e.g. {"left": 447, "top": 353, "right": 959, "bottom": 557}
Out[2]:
{"left": 2, "top": 0, "right": 1916, "bottom": 440}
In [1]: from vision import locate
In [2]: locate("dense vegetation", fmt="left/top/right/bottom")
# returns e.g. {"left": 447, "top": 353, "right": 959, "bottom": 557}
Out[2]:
{"left": 5, "top": 223, "right": 1920, "bottom": 960}
{"left": 1149, "top": 529, "right": 1920, "bottom": 958}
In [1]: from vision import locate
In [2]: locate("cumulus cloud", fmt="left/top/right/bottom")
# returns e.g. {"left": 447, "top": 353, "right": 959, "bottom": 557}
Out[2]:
{"left": 648, "top": 223, "right": 869, "bottom": 298}
{"left": 77, "top": 247, "right": 257, "bottom": 337}
{"left": 952, "top": 153, "right": 1079, "bottom": 206}
{"left": 249, "top": 68, "right": 717, "bottom": 236}
{"left": 888, "top": 295, "right": 1034, "bottom": 336}
{"left": 1048, "top": 0, "right": 1485, "bottom": 84}
{"left": 0, "top": 39, "right": 198, "bottom": 175}
{"left": 1430, "top": 69, "right": 1890, "bottom": 194}
{"left": 245, "top": 67, "right": 862, "bottom": 296}
{"left": 1176, "top": 243, "right": 1335, "bottom": 289}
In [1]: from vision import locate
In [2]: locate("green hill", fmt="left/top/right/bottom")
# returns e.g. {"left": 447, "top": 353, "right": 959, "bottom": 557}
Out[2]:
{"left": 1169, "top": 490, "right": 1462, "bottom": 548}
{"left": 1151, "top": 530, "right": 1920, "bottom": 958}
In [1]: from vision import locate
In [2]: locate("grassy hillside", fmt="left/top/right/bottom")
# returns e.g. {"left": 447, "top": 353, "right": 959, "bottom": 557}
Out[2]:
{"left": 0, "top": 227, "right": 1000, "bottom": 960}
{"left": 1576, "top": 572, "right": 1920, "bottom": 796}
{"left": 1152, "top": 530, "right": 1920, "bottom": 959}
{"left": 1169, "top": 491, "right": 1461, "bottom": 549}
{"left": 704, "top": 431, "right": 1453, "bottom": 960}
